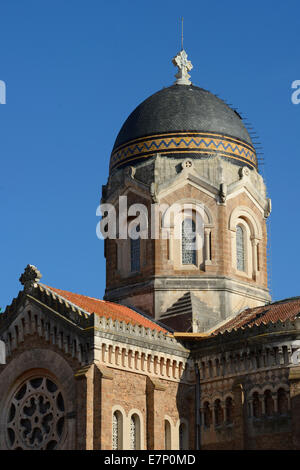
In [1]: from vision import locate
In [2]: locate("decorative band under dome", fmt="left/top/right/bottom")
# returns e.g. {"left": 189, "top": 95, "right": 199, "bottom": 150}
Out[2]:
{"left": 110, "top": 131, "right": 257, "bottom": 171}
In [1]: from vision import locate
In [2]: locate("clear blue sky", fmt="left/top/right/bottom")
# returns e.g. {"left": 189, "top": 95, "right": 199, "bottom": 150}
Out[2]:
{"left": 1, "top": 0, "right": 300, "bottom": 310}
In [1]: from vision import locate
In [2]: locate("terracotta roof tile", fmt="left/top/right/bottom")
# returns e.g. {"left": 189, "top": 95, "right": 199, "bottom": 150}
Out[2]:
{"left": 213, "top": 297, "right": 300, "bottom": 334}
{"left": 43, "top": 285, "right": 167, "bottom": 333}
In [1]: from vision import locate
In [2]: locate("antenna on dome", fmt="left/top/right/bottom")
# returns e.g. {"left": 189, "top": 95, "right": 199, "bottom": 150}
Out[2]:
{"left": 181, "top": 17, "right": 184, "bottom": 51}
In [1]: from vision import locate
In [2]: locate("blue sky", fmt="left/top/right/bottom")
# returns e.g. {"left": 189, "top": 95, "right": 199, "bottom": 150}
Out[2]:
{"left": 1, "top": 0, "right": 300, "bottom": 310}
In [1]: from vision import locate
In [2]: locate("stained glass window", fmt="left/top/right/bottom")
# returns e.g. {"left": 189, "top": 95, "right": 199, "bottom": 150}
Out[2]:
{"left": 182, "top": 219, "right": 196, "bottom": 265}
{"left": 236, "top": 225, "right": 245, "bottom": 271}
{"left": 112, "top": 413, "right": 118, "bottom": 450}
{"left": 6, "top": 376, "right": 65, "bottom": 450}
{"left": 130, "top": 415, "right": 137, "bottom": 450}
{"left": 112, "top": 411, "right": 123, "bottom": 449}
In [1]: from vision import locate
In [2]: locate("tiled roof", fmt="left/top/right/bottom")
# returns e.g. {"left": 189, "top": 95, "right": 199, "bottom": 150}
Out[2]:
{"left": 213, "top": 297, "right": 300, "bottom": 334}
{"left": 43, "top": 285, "right": 167, "bottom": 333}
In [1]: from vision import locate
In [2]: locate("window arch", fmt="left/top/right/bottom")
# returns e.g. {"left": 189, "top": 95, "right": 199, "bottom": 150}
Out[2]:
{"left": 225, "top": 397, "right": 234, "bottom": 424}
{"left": 161, "top": 200, "right": 213, "bottom": 270}
{"left": 5, "top": 374, "right": 66, "bottom": 450}
{"left": 112, "top": 411, "right": 123, "bottom": 450}
{"left": 129, "top": 414, "right": 141, "bottom": 450}
{"left": 236, "top": 225, "right": 245, "bottom": 272}
{"left": 181, "top": 218, "right": 196, "bottom": 265}
{"left": 229, "top": 206, "right": 262, "bottom": 278}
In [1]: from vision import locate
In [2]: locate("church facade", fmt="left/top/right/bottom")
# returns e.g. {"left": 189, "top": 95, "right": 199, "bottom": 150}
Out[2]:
{"left": 1, "top": 50, "right": 300, "bottom": 450}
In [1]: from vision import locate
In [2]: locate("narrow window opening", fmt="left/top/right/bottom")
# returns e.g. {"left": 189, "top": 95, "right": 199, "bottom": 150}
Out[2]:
{"left": 236, "top": 225, "right": 245, "bottom": 271}
{"left": 112, "top": 411, "right": 123, "bottom": 450}
{"left": 182, "top": 219, "right": 196, "bottom": 265}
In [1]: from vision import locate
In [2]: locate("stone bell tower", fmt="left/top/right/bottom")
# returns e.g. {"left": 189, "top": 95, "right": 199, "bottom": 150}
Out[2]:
{"left": 102, "top": 49, "right": 271, "bottom": 332}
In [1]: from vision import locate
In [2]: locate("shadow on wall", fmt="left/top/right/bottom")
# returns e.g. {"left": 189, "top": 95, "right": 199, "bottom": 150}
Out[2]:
{"left": 0, "top": 340, "right": 5, "bottom": 364}
{"left": 174, "top": 357, "right": 196, "bottom": 450}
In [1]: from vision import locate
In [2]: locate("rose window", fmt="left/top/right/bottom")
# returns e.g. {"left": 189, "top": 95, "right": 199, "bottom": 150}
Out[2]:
{"left": 6, "top": 376, "right": 66, "bottom": 450}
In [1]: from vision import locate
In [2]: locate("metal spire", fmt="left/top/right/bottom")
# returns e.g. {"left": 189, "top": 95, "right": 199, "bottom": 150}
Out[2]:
{"left": 181, "top": 17, "right": 184, "bottom": 51}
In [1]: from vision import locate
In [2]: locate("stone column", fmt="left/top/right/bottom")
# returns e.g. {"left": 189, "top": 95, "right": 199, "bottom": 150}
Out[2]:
{"left": 251, "top": 238, "right": 258, "bottom": 279}
{"left": 204, "top": 229, "right": 211, "bottom": 263}
{"left": 278, "top": 346, "right": 285, "bottom": 365}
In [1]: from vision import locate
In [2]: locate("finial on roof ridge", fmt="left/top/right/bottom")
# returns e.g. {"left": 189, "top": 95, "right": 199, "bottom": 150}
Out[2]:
{"left": 19, "top": 264, "right": 42, "bottom": 292}
{"left": 172, "top": 49, "right": 193, "bottom": 85}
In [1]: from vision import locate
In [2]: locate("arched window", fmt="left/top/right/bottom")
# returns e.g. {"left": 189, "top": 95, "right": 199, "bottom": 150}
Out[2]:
{"left": 214, "top": 399, "right": 223, "bottom": 426}
{"left": 182, "top": 219, "right": 196, "bottom": 265}
{"left": 5, "top": 375, "right": 66, "bottom": 450}
{"left": 264, "top": 390, "right": 274, "bottom": 416}
{"left": 236, "top": 225, "right": 245, "bottom": 271}
{"left": 225, "top": 397, "right": 234, "bottom": 424}
{"left": 130, "top": 414, "right": 141, "bottom": 450}
{"left": 164, "top": 420, "right": 171, "bottom": 450}
{"left": 277, "top": 388, "right": 288, "bottom": 415}
{"left": 112, "top": 411, "right": 123, "bottom": 450}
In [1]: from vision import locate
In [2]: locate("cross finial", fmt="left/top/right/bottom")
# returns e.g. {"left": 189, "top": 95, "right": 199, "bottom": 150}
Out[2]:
{"left": 172, "top": 49, "right": 193, "bottom": 85}
{"left": 19, "top": 264, "right": 42, "bottom": 292}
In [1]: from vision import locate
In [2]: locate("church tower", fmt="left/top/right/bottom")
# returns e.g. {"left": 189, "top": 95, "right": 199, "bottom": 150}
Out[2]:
{"left": 102, "top": 50, "right": 271, "bottom": 332}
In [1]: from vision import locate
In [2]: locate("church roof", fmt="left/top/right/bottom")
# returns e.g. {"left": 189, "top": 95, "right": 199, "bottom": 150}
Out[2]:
{"left": 2, "top": 266, "right": 169, "bottom": 334}
{"left": 43, "top": 285, "right": 168, "bottom": 333}
{"left": 212, "top": 297, "right": 300, "bottom": 334}
{"left": 113, "top": 85, "right": 252, "bottom": 150}
{"left": 173, "top": 297, "right": 300, "bottom": 341}
{"left": 110, "top": 84, "right": 257, "bottom": 171}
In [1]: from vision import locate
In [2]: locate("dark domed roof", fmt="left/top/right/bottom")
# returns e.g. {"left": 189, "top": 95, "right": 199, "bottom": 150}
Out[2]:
{"left": 113, "top": 85, "right": 252, "bottom": 150}
{"left": 110, "top": 85, "right": 257, "bottom": 171}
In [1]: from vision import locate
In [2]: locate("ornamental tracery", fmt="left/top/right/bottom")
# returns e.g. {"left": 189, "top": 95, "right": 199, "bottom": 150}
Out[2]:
{"left": 6, "top": 376, "right": 66, "bottom": 450}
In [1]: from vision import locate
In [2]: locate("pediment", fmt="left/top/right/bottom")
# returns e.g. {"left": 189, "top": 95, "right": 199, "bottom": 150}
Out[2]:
{"left": 156, "top": 168, "right": 219, "bottom": 201}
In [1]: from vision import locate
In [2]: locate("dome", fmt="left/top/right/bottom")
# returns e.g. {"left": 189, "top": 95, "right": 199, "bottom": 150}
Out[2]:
{"left": 110, "top": 84, "right": 257, "bottom": 172}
